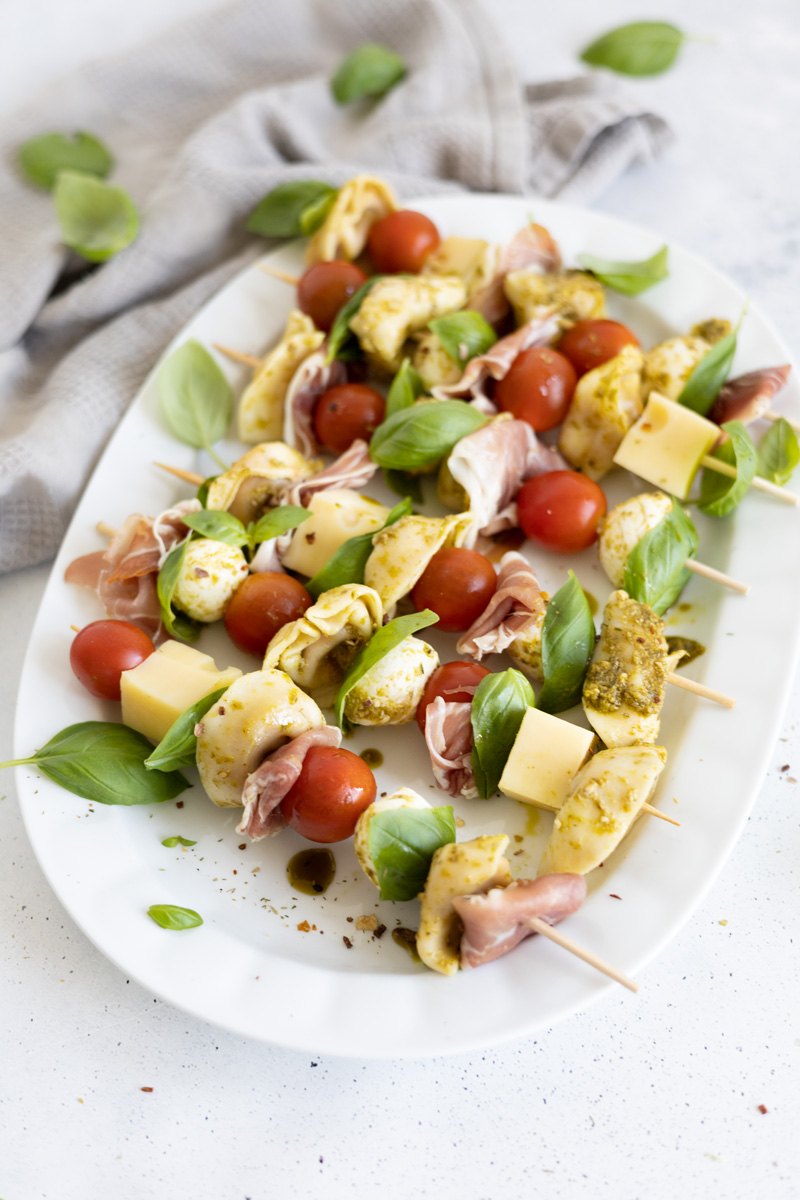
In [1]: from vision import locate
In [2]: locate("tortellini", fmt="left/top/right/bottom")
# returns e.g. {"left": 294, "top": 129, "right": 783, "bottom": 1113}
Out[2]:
{"left": 350, "top": 274, "right": 467, "bottom": 375}
{"left": 237, "top": 311, "right": 324, "bottom": 443}
{"left": 504, "top": 269, "right": 606, "bottom": 328}
{"left": 305, "top": 174, "right": 397, "bottom": 265}
{"left": 410, "top": 329, "right": 462, "bottom": 391}
{"left": 205, "top": 442, "right": 320, "bottom": 524}
{"left": 421, "top": 236, "right": 500, "bottom": 296}
{"left": 342, "top": 636, "right": 439, "bottom": 727}
{"left": 558, "top": 344, "right": 644, "bottom": 480}
{"left": 172, "top": 539, "right": 249, "bottom": 623}
{"left": 507, "top": 595, "right": 550, "bottom": 684}
{"left": 364, "top": 512, "right": 474, "bottom": 612}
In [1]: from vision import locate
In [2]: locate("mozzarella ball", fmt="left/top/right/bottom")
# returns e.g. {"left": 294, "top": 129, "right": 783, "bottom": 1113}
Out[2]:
{"left": 354, "top": 787, "right": 431, "bottom": 887}
{"left": 598, "top": 492, "right": 673, "bottom": 588}
{"left": 173, "top": 538, "right": 249, "bottom": 623}
{"left": 343, "top": 637, "right": 439, "bottom": 726}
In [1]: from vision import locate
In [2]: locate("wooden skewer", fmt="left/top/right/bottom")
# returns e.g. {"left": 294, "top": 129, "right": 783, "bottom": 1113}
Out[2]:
{"left": 667, "top": 672, "right": 736, "bottom": 709}
{"left": 684, "top": 558, "right": 750, "bottom": 595}
{"left": 214, "top": 343, "right": 261, "bottom": 369}
{"left": 763, "top": 410, "right": 800, "bottom": 435}
{"left": 700, "top": 455, "right": 800, "bottom": 505}
{"left": 154, "top": 462, "right": 204, "bottom": 486}
{"left": 525, "top": 917, "right": 639, "bottom": 993}
{"left": 96, "top": 521, "right": 116, "bottom": 538}
{"left": 258, "top": 265, "right": 300, "bottom": 286}
{"left": 642, "top": 804, "right": 680, "bottom": 827}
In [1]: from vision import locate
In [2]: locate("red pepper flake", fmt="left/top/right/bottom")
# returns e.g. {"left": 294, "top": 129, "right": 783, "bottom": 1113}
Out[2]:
{"left": 373, "top": 924, "right": 387, "bottom": 940}
{"left": 311, "top": 924, "right": 317, "bottom": 931}
{"left": 780, "top": 764, "right": 790, "bottom": 772}
{"left": 758, "top": 1104, "right": 768, "bottom": 1114}
{"left": 140, "top": 1087, "right": 154, "bottom": 1093}
{"left": 297, "top": 920, "right": 311, "bottom": 932}
{"left": 346, "top": 916, "right": 354, "bottom": 923}
{"left": 343, "top": 936, "right": 353, "bottom": 949}
{"left": 176, "top": 801, "right": 184, "bottom": 809}
{"left": 238, "top": 844, "right": 247, "bottom": 850}
{"left": 609, "top": 893, "right": 622, "bottom": 900}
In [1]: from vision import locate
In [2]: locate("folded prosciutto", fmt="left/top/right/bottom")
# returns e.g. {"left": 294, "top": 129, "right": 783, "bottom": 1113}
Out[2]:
{"left": 237, "top": 725, "right": 342, "bottom": 841}
{"left": 707, "top": 364, "right": 791, "bottom": 426}
{"left": 431, "top": 312, "right": 561, "bottom": 407}
{"left": 281, "top": 439, "right": 379, "bottom": 507}
{"left": 283, "top": 348, "right": 347, "bottom": 458}
{"left": 468, "top": 224, "right": 562, "bottom": 327}
{"left": 457, "top": 552, "right": 547, "bottom": 661}
{"left": 454, "top": 873, "right": 586, "bottom": 969}
{"left": 423, "top": 695, "right": 477, "bottom": 799}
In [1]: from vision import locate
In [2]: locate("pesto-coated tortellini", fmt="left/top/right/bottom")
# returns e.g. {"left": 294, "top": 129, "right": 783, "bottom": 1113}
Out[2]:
{"left": 205, "top": 442, "right": 320, "bottom": 524}
{"left": 172, "top": 539, "right": 249, "bottom": 623}
{"left": 350, "top": 274, "right": 467, "bottom": 375}
{"left": 558, "top": 344, "right": 644, "bottom": 480}
{"left": 364, "top": 512, "right": 474, "bottom": 612}
{"left": 504, "top": 269, "right": 606, "bottom": 329}
{"left": 237, "top": 311, "right": 324, "bottom": 443}
{"left": 342, "top": 636, "right": 439, "bottom": 727}
{"left": 641, "top": 334, "right": 713, "bottom": 403}
{"left": 410, "top": 329, "right": 462, "bottom": 391}
{"left": 421, "top": 236, "right": 500, "bottom": 296}
{"left": 507, "top": 593, "right": 550, "bottom": 684}
{"left": 305, "top": 174, "right": 397, "bottom": 265}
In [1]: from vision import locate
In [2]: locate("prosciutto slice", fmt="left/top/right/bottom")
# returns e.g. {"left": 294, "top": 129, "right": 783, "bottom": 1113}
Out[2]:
{"left": 432, "top": 312, "right": 560, "bottom": 406}
{"left": 283, "top": 348, "right": 347, "bottom": 458}
{"left": 457, "top": 552, "right": 547, "bottom": 661}
{"left": 469, "top": 225, "right": 562, "bottom": 327}
{"left": 454, "top": 874, "right": 586, "bottom": 969}
{"left": 424, "top": 696, "right": 477, "bottom": 799}
{"left": 708, "top": 364, "right": 791, "bottom": 426}
{"left": 281, "top": 439, "right": 379, "bottom": 507}
{"left": 236, "top": 725, "right": 342, "bottom": 841}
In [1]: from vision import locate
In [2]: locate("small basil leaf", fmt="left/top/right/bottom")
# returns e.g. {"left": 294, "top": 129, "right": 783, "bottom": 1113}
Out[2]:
{"left": 757, "top": 417, "right": 800, "bottom": 486}
{"left": 470, "top": 670, "right": 535, "bottom": 800}
{"left": 428, "top": 311, "right": 497, "bottom": 366}
{"left": 246, "top": 181, "right": 338, "bottom": 238}
{"left": 335, "top": 610, "right": 438, "bottom": 735}
{"left": 147, "top": 904, "right": 203, "bottom": 931}
{"left": 54, "top": 171, "right": 138, "bottom": 263}
{"left": 369, "top": 400, "right": 487, "bottom": 471}
{"left": 699, "top": 420, "right": 757, "bottom": 517}
{"left": 581, "top": 21, "right": 685, "bottom": 76}
{"left": 183, "top": 510, "right": 248, "bottom": 548}
{"left": 306, "top": 497, "right": 412, "bottom": 600}
{"left": 623, "top": 501, "right": 699, "bottom": 616}
{"left": 384, "top": 468, "right": 423, "bottom": 503}
{"left": 327, "top": 276, "right": 384, "bottom": 362}
{"left": 159, "top": 340, "right": 233, "bottom": 465}
{"left": 678, "top": 326, "right": 740, "bottom": 415}
{"left": 145, "top": 686, "right": 230, "bottom": 773}
{"left": 577, "top": 245, "right": 668, "bottom": 296}
{"left": 537, "top": 572, "right": 595, "bottom": 714}
{"left": 196, "top": 476, "right": 218, "bottom": 507}
{"left": 368, "top": 806, "right": 455, "bottom": 901}
{"left": 386, "top": 358, "right": 425, "bottom": 418}
{"left": 0, "top": 722, "right": 188, "bottom": 805}
{"left": 18, "top": 131, "right": 113, "bottom": 191}
{"left": 157, "top": 541, "right": 201, "bottom": 643}
{"left": 161, "top": 836, "right": 197, "bottom": 848}
{"left": 247, "top": 505, "right": 310, "bottom": 554}
{"left": 298, "top": 189, "right": 337, "bottom": 236}
{"left": 331, "top": 43, "right": 406, "bottom": 105}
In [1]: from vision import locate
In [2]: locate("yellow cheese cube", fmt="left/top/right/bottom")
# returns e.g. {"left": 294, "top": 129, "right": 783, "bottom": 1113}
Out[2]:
{"left": 499, "top": 708, "right": 597, "bottom": 813}
{"left": 613, "top": 392, "right": 719, "bottom": 499}
{"left": 120, "top": 641, "right": 241, "bottom": 743}
{"left": 280, "top": 488, "right": 390, "bottom": 578}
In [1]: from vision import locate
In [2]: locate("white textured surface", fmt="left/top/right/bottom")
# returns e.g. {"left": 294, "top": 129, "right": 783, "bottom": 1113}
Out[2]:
{"left": 2, "top": 1, "right": 800, "bottom": 1198}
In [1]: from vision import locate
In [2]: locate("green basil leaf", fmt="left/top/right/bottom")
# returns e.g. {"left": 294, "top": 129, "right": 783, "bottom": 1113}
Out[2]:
{"left": 386, "top": 358, "right": 425, "bottom": 418}
{"left": 757, "top": 417, "right": 800, "bottom": 486}
{"left": 678, "top": 327, "right": 740, "bottom": 415}
{"left": 368, "top": 806, "right": 456, "bottom": 901}
{"left": 331, "top": 43, "right": 406, "bottom": 105}
{"left": 298, "top": 189, "right": 337, "bottom": 236}
{"left": 428, "top": 311, "right": 497, "bottom": 366}
{"left": 623, "top": 501, "right": 699, "bottom": 615}
{"left": 471, "top": 670, "right": 535, "bottom": 800}
{"left": 196, "top": 476, "right": 218, "bottom": 507}
{"left": 183, "top": 510, "right": 247, "bottom": 548}
{"left": 537, "top": 572, "right": 595, "bottom": 714}
{"left": 18, "top": 131, "right": 113, "bottom": 191}
{"left": 384, "top": 468, "right": 423, "bottom": 503}
{"left": 159, "top": 340, "right": 233, "bottom": 464}
{"left": 161, "top": 836, "right": 197, "bottom": 848}
{"left": 306, "top": 497, "right": 412, "bottom": 600}
{"left": 53, "top": 171, "right": 138, "bottom": 263}
{"left": 147, "top": 904, "right": 203, "bottom": 930}
{"left": 581, "top": 21, "right": 685, "bottom": 76}
{"left": 145, "top": 686, "right": 230, "bottom": 774}
{"left": 247, "top": 505, "right": 310, "bottom": 554}
{"left": 335, "top": 610, "right": 438, "bottom": 735}
{"left": 699, "top": 420, "right": 757, "bottom": 517}
{"left": 369, "top": 400, "right": 487, "bottom": 471}
{"left": 0, "top": 722, "right": 188, "bottom": 805}
{"left": 246, "top": 181, "right": 338, "bottom": 238}
{"left": 157, "top": 541, "right": 201, "bottom": 643}
{"left": 577, "top": 245, "right": 669, "bottom": 296}
{"left": 326, "top": 276, "right": 384, "bottom": 363}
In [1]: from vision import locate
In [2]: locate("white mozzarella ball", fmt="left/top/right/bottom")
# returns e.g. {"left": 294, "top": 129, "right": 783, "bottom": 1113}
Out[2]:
{"left": 173, "top": 538, "right": 249, "bottom": 623}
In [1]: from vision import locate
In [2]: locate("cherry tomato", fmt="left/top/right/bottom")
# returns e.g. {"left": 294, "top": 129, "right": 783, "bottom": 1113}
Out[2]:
{"left": 558, "top": 319, "right": 640, "bottom": 377}
{"left": 411, "top": 547, "right": 497, "bottom": 633}
{"left": 224, "top": 573, "right": 312, "bottom": 657}
{"left": 280, "top": 746, "right": 377, "bottom": 843}
{"left": 69, "top": 620, "right": 155, "bottom": 701}
{"left": 517, "top": 471, "right": 607, "bottom": 555}
{"left": 312, "top": 383, "right": 386, "bottom": 453}
{"left": 297, "top": 261, "right": 368, "bottom": 332}
{"left": 366, "top": 210, "right": 441, "bottom": 274}
{"left": 416, "top": 661, "right": 492, "bottom": 734}
{"left": 494, "top": 347, "right": 577, "bottom": 431}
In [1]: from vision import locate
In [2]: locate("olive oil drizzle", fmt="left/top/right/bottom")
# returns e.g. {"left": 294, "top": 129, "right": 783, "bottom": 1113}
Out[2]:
{"left": 287, "top": 848, "right": 336, "bottom": 895}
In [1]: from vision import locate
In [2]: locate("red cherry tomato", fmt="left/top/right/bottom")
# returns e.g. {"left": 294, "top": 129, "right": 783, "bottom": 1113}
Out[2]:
{"left": 558, "top": 320, "right": 640, "bottom": 377}
{"left": 280, "top": 746, "right": 377, "bottom": 843}
{"left": 69, "top": 620, "right": 155, "bottom": 701}
{"left": 411, "top": 547, "right": 497, "bottom": 633}
{"left": 494, "top": 347, "right": 577, "bottom": 432}
{"left": 366, "top": 210, "right": 441, "bottom": 274}
{"left": 312, "top": 383, "right": 386, "bottom": 453}
{"left": 224, "top": 573, "right": 312, "bottom": 658}
{"left": 415, "top": 661, "right": 492, "bottom": 734}
{"left": 297, "top": 261, "right": 368, "bottom": 333}
{"left": 517, "top": 471, "right": 607, "bottom": 555}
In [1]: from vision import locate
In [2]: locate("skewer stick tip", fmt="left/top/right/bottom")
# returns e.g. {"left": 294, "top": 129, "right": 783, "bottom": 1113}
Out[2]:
{"left": 643, "top": 803, "right": 680, "bottom": 827}
{"left": 667, "top": 672, "right": 736, "bottom": 709}
{"left": 153, "top": 462, "right": 205, "bottom": 487}
{"left": 526, "top": 916, "right": 639, "bottom": 993}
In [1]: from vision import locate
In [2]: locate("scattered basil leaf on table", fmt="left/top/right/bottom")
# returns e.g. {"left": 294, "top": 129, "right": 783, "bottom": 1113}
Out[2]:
{"left": 335, "top": 610, "right": 438, "bottom": 735}
{"left": 306, "top": 497, "right": 412, "bottom": 600}
{"left": 18, "top": 131, "right": 113, "bottom": 190}
{"left": 428, "top": 311, "right": 497, "bottom": 365}
{"left": 580, "top": 21, "right": 686, "bottom": 76}
{"left": 0, "top": 722, "right": 189, "bottom": 805}
{"left": 157, "top": 541, "right": 201, "bottom": 643}
{"left": 386, "top": 357, "right": 425, "bottom": 418}
{"left": 326, "top": 276, "right": 384, "bottom": 362}
{"left": 623, "top": 501, "right": 699, "bottom": 615}
{"left": 159, "top": 339, "right": 233, "bottom": 470}
{"left": 369, "top": 400, "right": 487, "bottom": 471}
{"left": 537, "top": 572, "right": 595, "bottom": 714}
{"left": 577, "top": 245, "right": 669, "bottom": 296}
{"left": 147, "top": 904, "right": 203, "bottom": 931}
{"left": 384, "top": 468, "right": 423, "bottom": 503}
{"left": 678, "top": 317, "right": 743, "bottom": 415}
{"left": 161, "top": 836, "right": 197, "bottom": 848}
{"left": 54, "top": 171, "right": 139, "bottom": 263}
{"left": 368, "top": 806, "right": 456, "bottom": 902}
{"left": 183, "top": 509, "right": 248, "bottom": 548}
{"left": 246, "top": 181, "right": 338, "bottom": 238}
{"left": 699, "top": 420, "right": 757, "bottom": 517}
{"left": 471, "top": 670, "right": 535, "bottom": 800}
{"left": 757, "top": 417, "right": 800, "bottom": 486}
{"left": 145, "top": 686, "right": 230, "bottom": 774}
{"left": 331, "top": 44, "right": 406, "bottom": 105}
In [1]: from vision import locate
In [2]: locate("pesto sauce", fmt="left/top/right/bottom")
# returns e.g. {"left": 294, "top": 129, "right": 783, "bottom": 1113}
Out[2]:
{"left": 666, "top": 636, "right": 706, "bottom": 666}
{"left": 286, "top": 848, "right": 335, "bottom": 895}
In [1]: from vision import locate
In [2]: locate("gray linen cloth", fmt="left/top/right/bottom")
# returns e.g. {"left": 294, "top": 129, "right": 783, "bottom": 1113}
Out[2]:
{"left": 0, "top": 0, "right": 671, "bottom": 572}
